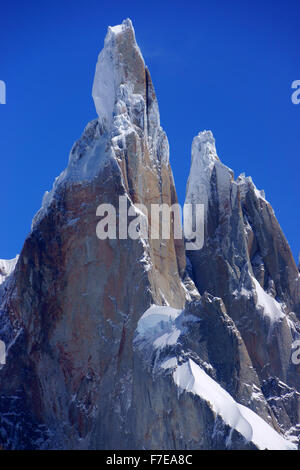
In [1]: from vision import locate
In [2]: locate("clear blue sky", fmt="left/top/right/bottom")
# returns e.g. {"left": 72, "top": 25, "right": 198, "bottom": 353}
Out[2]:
{"left": 1, "top": 0, "right": 299, "bottom": 262}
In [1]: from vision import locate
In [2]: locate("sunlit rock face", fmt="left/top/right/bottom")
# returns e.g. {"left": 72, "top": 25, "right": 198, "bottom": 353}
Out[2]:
{"left": 0, "top": 20, "right": 299, "bottom": 450}
{"left": 0, "top": 19, "right": 187, "bottom": 450}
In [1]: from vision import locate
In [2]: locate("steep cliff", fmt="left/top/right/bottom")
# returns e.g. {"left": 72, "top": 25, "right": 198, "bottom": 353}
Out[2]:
{"left": 185, "top": 130, "right": 300, "bottom": 443}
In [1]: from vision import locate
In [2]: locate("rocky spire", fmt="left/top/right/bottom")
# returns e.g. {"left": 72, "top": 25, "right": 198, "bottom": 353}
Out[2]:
{"left": 92, "top": 18, "right": 160, "bottom": 138}
{"left": 185, "top": 131, "right": 232, "bottom": 224}
{"left": 185, "top": 129, "right": 300, "bottom": 442}
{"left": 93, "top": 19, "right": 145, "bottom": 128}
{"left": 0, "top": 20, "right": 187, "bottom": 449}
{"left": 0, "top": 20, "right": 298, "bottom": 451}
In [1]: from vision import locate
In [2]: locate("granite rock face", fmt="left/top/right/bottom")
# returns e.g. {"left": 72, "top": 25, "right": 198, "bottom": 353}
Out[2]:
{"left": 0, "top": 20, "right": 298, "bottom": 450}
{"left": 185, "top": 131, "right": 300, "bottom": 443}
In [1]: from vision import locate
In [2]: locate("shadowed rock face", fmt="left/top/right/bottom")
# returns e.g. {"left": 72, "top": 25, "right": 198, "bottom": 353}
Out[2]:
{"left": 186, "top": 131, "right": 300, "bottom": 442}
{"left": 0, "top": 20, "right": 298, "bottom": 450}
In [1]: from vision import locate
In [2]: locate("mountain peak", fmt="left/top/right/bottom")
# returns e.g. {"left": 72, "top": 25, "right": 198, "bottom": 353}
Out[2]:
{"left": 195, "top": 130, "right": 215, "bottom": 144}
{"left": 1, "top": 19, "right": 300, "bottom": 451}
{"left": 108, "top": 18, "right": 134, "bottom": 36}
{"left": 185, "top": 129, "right": 222, "bottom": 211}
{"left": 92, "top": 18, "right": 146, "bottom": 129}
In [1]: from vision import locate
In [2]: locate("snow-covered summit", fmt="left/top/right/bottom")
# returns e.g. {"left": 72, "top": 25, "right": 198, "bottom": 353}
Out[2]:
{"left": 32, "top": 19, "right": 165, "bottom": 231}
{"left": 185, "top": 131, "right": 218, "bottom": 207}
{"left": 92, "top": 18, "right": 146, "bottom": 129}
{"left": 185, "top": 130, "right": 267, "bottom": 217}
{"left": 185, "top": 130, "right": 231, "bottom": 219}
{"left": 194, "top": 130, "right": 216, "bottom": 146}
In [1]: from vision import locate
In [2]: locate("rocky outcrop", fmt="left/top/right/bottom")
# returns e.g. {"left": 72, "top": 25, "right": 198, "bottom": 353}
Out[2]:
{"left": 0, "top": 20, "right": 298, "bottom": 450}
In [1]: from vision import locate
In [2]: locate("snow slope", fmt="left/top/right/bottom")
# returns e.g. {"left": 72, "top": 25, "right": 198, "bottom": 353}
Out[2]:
{"left": 252, "top": 276, "right": 285, "bottom": 322}
{"left": 136, "top": 304, "right": 296, "bottom": 450}
{"left": 173, "top": 359, "right": 295, "bottom": 450}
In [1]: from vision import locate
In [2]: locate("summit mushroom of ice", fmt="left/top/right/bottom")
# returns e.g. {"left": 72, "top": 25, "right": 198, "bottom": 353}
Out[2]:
{"left": 92, "top": 18, "right": 146, "bottom": 129}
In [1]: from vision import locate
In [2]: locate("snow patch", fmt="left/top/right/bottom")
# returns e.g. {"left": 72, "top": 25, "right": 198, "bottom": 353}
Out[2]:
{"left": 0, "top": 256, "right": 19, "bottom": 285}
{"left": 161, "top": 357, "right": 178, "bottom": 370}
{"left": 137, "top": 305, "right": 181, "bottom": 335}
{"left": 153, "top": 329, "right": 181, "bottom": 349}
{"left": 173, "top": 359, "right": 296, "bottom": 450}
{"left": 252, "top": 276, "right": 285, "bottom": 322}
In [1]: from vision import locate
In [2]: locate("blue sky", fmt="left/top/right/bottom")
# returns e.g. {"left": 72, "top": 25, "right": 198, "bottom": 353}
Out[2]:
{"left": 0, "top": 0, "right": 299, "bottom": 262}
